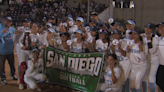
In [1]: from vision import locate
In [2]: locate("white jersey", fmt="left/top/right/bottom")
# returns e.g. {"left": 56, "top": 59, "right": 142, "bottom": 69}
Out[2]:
{"left": 158, "top": 37, "right": 164, "bottom": 65}
{"left": 68, "top": 25, "right": 78, "bottom": 40}
{"left": 71, "top": 38, "right": 86, "bottom": 53}
{"left": 104, "top": 65, "right": 121, "bottom": 85}
{"left": 38, "top": 33, "right": 57, "bottom": 49}
{"left": 13, "top": 26, "right": 30, "bottom": 43}
{"left": 129, "top": 43, "right": 147, "bottom": 65}
{"left": 25, "top": 58, "right": 43, "bottom": 77}
{"left": 95, "top": 39, "right": 108, "bottom": 52}
{"left": 141, "top": 33, "right": 159, "bottom": 63}
{"left": 114, "top": 39, "right": 128, "bottom": 61}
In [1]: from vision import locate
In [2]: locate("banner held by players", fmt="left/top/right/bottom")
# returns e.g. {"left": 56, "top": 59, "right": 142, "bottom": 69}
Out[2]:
{"left": 44, "top": 46, "right": 104, "bottom": 92}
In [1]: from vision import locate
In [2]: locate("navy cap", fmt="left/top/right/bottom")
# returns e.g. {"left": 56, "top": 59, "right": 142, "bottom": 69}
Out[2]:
{"left": 99, "top": 29, "right": 108, "bottom": 34}
{"left": 23, "top": 18, "right": 31, "bottom": 22}
{"left": 144, "top": 22, "right": 155, "bottom": 30}
{"left": 90, "top": 26, "right": 97, "bottom": 32}
{"left": 115, "top": 22, "right": 121, "bottom": 27}
{"left": 156, "top": 22, "right": 164, "bottom": 27}
{"left": 132, "top": 28, "right": 141, "bottom": 34}
{"left": 60, "top": 32, "right": 70, "bottom": 37}
{"left": 5, "top": 16, "right": 12, "bottom": 21}
{"left": 111, "top": 29, "right": 121, "bottom": 35}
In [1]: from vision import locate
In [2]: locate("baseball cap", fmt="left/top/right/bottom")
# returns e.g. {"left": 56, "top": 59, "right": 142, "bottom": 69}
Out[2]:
{"left": 48, "top": 28, "right": 56, "bottom": 33}
{"left": 67, "top": 17, "right": 73, "bottom": 21}
{"left": 115, "top": 22, "right": 121, "bottom": 27}
{"left": 5, "top": 16, "right": 12, "bottom": 21}
{"left": 32, "top": 48, "right": 40, "bottom": 53}
{"left": 111, "top": 29, "right": 121, "bottom": 35}
{"left": 99, "top": 29, "right": 108, "bottom": 34}
{"left": 90, "top": 12, "right": 98, "bottom": 16}
{"left": 144, "top": 22, "right": 155, "bottom": 30}
{"left": 156, "top": 22, "right": 164, "bottom": 27}
{"left": 60, "top": 32, "right": 70, "bottom": 37}
{"left": 76, "top": 17, "right": 84, "bottom": 23}
{"left": 23, "top": 18, "right": 31, "bottom": 22}
{"left": 74, "top": 29, "right": 83, "bottom": 34}
{"left": 125, "top": 20, "right": 136, "bottom": 26}
{"left": 90, "top": 26, "right": 97, "bottom": 32}
{"left": 132, "top": 28, "right": 141, "bottom": 34}
{"left": 46, "top": 23, "right": 53, "bottom": 27}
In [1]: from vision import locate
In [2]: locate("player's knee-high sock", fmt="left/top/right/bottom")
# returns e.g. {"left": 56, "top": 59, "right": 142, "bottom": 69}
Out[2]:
{"left": 19, "top": 62, "right": 27, "bottom": 84}
{"left": 150, "top": 82, "right": 156, "bottom": 92}
{"left": 131, "top": 88, "right": 136, "bottom": 92}
{"left": 142, "top": 81, "right": 148, "bottom": 92}
{"left": 136, "top": 88, "right": 141, "bottom": 92}
{"left": 122, "top": 78, "right": 130, "bottom": 92}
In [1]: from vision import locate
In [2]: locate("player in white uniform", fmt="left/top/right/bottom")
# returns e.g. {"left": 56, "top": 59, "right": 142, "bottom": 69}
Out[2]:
{"left": 71, "top": 29, "right": 89, "bottom": 53}
{"left": 13, "top": 18, "right": 31, "bottom": 89}
{"left": 110, "top": 29, "right": 131, "bottom": 92}
{"left": 125, "top": 20, "right": 135, "bottom": 39}
{"left": 156, "top": 22, "right": 164, "bottom": 92}
{"left": 24, "top": 48, "right": 47, "bottom": 91}
{"left": 127, "top": 29, "right": 147, "bottom": 92}
{"left": 18, "top": 22, "right": 41, "bottom": 89}
{"left": 56, "top": 32, "right": 70, "bottom": 52}
{"left": 95, "top": 29, "right": 109, "bottom": 56}
{"left": 141, "top": 23, "right": 159, "bottom": 92}
{"left": 100, "top": 54, "right": 123, "bottom": 92}
{"left": 86, "top": 26, "right": 98, "bottom": 52}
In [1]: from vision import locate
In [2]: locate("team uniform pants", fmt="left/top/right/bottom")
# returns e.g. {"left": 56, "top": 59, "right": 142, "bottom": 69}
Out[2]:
{"left": 119, "top": 59, "right": 131, "bottom": 82}
{"left": 0, "top": 53, "right": 15, "bottom": 81}
{"left": 129, "top": 63, "right": 147, "bottom": 89}
{"left": 156, "top": 65, "right": 164, "bottom": 91}
{"left": 24, "top": 74, "right": 47, "bottom": 89}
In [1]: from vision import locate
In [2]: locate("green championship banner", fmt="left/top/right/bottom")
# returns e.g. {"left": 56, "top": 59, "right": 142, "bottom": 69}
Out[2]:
{"left": 44, "top": 47, "right": 104, "bottom": 92}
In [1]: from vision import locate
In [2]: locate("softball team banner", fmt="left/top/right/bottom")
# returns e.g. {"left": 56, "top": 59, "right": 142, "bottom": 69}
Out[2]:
{"left": 44, "top": 47, "right": 104, "bottom": 92}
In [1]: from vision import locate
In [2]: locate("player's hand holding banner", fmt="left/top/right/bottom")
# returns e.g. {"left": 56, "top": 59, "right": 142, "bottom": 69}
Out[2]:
{"left": 43, "top": 46, "right": 104, "bottom": 92}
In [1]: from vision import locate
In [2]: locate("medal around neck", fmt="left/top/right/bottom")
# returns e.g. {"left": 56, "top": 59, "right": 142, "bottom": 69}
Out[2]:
{"left": 112, "top": 39, "right": 119, "bottom": 46}
{"left": 66, "top": 40, "right": 72, "bottom": 45}
{"left": 127, "top": 40, "right": 134, "bottom": 46}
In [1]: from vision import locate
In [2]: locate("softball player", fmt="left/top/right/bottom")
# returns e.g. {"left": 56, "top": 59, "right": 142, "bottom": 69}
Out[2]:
{"left": 156, "top": 22, "right": 164, "bottom": 92}
{"left": 86, "top": 26, "right": 98, "bottom": 52}
{"left": 100, "top": 54, "right": 123, "bottom": 92}
{"left": 95, "top": 29, "right": 109, "bottom": 56}
{"left": 13, "top": 18, "right": 31, "bottom": 89}
{"left": 18, "top": 23, "right": 41, "bottom": 89}
{"left": 125, "top": 20, "right": 135, "bottom": 39}
{"left": 56, "top": 32, "right": 70, "bottom": 52}
{"left": 24, "top": 48, "right": 47, "bottom": 91}
{"left": 71, "top": 29, "right": 89, "bottom": 53}
{"left": 128, "top": 29, "right": 147, "bottom": 92}
{"left": 110, "top": 29, "right": 131, "bottom": 92}
{"left": 141, "top": 23, "right": 159, "bottom": 92}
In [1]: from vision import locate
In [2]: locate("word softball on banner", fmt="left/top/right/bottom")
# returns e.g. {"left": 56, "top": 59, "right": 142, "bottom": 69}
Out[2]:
{"left": 43, "top": 47, "right": 104, "bottom": 92}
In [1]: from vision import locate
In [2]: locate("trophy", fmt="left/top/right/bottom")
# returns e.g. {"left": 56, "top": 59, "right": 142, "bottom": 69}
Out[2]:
{"left": 127, "top": 40, "right": 134, "bottom": 46}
